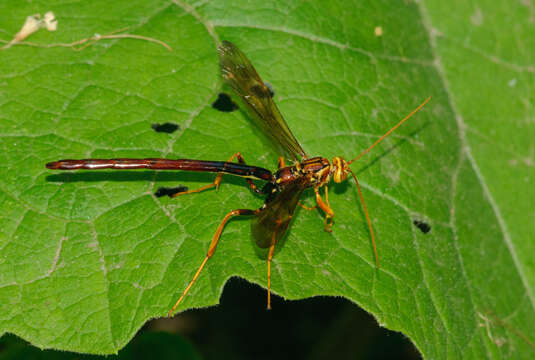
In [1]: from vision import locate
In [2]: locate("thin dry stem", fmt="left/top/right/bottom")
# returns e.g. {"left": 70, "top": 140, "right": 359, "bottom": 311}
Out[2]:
{"left": 1, "top": 27, "right": 172, "bottom": 52}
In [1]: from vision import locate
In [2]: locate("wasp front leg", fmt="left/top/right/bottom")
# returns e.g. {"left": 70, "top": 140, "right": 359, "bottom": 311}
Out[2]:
{"left": 314, "top": 185, "right": 334, "bottom": 232}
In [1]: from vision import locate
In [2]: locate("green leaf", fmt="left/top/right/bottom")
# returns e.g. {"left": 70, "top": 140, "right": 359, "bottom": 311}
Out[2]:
{"left": 0, "top": 0, "right": 533, "bottom": 358}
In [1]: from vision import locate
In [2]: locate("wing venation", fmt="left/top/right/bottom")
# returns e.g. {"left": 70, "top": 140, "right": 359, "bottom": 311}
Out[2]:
{"left": 218, "top": 41, "right": 307, "bottom": 160}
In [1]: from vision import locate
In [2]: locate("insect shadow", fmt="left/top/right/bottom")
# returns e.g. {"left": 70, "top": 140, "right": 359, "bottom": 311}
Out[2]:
{"left": 46, "top": 171, "right": 265, "bottom": 198}
{"left": 46, "top": 170, "right": 311, "bottom": 206}
{"left": 355, "top": 120, "right": 432, "bottom": 176}
{"left": 47, "top": 168, "right": 313, "bottom": 261}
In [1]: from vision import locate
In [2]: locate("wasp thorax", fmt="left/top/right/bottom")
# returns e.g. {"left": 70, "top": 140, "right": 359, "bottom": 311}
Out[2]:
{"left": 332, "top": 157, "right": 348, "bottom": 183}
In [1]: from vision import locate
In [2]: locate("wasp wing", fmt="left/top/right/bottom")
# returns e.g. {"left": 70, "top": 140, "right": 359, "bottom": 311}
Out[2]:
{"left": 251, "top": 177, "right": 308, "bottom": 249}
{"left": 218, "top": 41, "right": 307, "bottom": 161}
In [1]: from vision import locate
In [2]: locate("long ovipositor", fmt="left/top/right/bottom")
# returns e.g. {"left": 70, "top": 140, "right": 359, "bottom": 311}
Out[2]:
{"left": 46, "top": 158, "right": 274, "bottom": 181}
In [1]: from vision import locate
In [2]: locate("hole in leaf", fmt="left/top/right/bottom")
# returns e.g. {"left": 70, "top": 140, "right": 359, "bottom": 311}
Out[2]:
{"left": 155, "top": 186, "right": 188, "bottom": 198}
{"left": 212, "top": 93, "right": 238, "bottom": 112}
{"left": 151, "top": 122, "right": 180, "bottom": 134}
{"left": 413, "top": 220, "right": 431, "bottom": 234}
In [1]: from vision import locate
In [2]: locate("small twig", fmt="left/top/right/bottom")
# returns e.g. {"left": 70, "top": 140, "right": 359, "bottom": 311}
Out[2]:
{"left": 1, "top": 26, "right": 172, "bottom": 52}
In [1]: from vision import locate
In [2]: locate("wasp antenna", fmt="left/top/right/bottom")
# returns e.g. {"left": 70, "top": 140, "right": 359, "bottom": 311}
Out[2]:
{"left": 348, "top": 97, "right": 431, "bottom": 165}
{"left": 348, "top": 169, "right": 379, "bottom": 268}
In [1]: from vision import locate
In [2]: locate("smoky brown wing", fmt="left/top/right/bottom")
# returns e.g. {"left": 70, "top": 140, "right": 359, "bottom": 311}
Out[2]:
{"left": 251, "top": 177, "right": 307, "bottom": 248}
{"left": 218, "top": 41, "right": 307, "bottom": 161}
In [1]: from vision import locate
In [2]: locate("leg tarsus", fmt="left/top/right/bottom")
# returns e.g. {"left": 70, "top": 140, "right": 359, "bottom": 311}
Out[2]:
{"left": 298, "top": 201, "right": 317, "bottom": 211}
{"left": 266, "top": 225, "right": 278, "bottom": 310}
{"left": 170, "top": 182, "right": 217, "bottom": 198}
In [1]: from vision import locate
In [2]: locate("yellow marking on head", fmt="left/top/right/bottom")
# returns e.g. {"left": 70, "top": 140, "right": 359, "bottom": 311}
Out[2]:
{"left": 332, "top": 157, "right": 348, "bottom": 183}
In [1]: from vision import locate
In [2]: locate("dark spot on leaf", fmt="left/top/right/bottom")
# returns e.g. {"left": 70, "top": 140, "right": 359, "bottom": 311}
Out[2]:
{"left": 155, "top": 186, "right": 188, "bottom": 198}
{"left": 151, "top": 122, "right": 179, "bottom": 134}
{"left": 212, "top": 93, "right": 238, "bottom": 112}
{"left": 413, "top": 220, "right": 431, "bottom": 234}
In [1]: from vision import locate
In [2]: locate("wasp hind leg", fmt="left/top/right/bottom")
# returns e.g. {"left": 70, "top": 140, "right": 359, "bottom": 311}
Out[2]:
{"left": 266, "top": 221, "right": 283, "bottom": 310}
{"left": 168, "top": 208, "right": 258, "bottom": 316}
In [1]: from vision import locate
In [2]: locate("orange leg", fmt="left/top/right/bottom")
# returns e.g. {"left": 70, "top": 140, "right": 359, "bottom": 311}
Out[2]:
{"left": 314, "top": 186, "right": 334, "bottom": 232}
{"left": 170, "top": 181, "right": 219, "bottom": 198}
{"left": 266, "top": 222, "right": 280, "bottom": 310}
{"left": 171, "top": 152, "right": 259, "bottom": 198}
{"left": 298, "top": 201, "right": 317, "bottom": 211}
{"left": 267, "top": 241, "right": 276, "bottom": 310}
{"left": 277, "top": 156, "right": 286, "bottom": 169}
{"left": 349, "top": 171, "right": 380, "bottom": 268}
{"left": 168, "top": 208, "right": 256, "bottom": 317}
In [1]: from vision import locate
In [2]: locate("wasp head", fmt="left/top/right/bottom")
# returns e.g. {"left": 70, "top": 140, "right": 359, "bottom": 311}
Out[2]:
{"left": 331, "top": 157, "right": 349, "bottom": 183}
